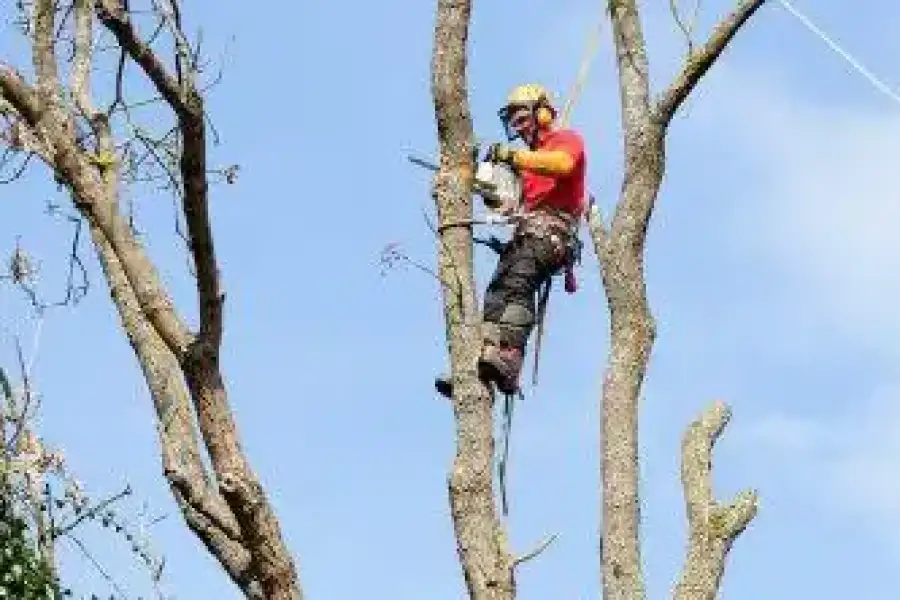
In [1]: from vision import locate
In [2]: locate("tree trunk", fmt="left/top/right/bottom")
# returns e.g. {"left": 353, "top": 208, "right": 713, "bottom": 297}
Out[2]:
{"left": 597, "top": 131, "right": 665, "bottom": 600}
{"left": 430, "top": 0, "right": 515, "bottom": 597}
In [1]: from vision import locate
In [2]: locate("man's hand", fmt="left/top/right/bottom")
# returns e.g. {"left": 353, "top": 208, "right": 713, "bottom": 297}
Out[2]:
{"left": 486, "top": 142, "right": 517, "bottom": 165}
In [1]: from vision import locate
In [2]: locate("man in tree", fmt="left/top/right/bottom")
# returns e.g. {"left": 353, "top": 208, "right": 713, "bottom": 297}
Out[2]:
{"left": 436, "top": 83, "right": 587, "bottom": 398}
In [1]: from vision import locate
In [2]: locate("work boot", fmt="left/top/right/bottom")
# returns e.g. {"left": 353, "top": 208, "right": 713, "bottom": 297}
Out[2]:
{"left": 478, "top": 343, "right": 523, "bottom": 395}
{"left": 435, "top": 374, "right": 453, "bottom": 398}
{"left": 434, "top": 344, "right": 523, "bottom": 398}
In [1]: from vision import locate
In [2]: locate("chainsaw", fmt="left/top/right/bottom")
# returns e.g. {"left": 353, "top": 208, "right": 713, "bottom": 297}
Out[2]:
{"left": 406, "top": 145, "right": 523, "bottom": 222}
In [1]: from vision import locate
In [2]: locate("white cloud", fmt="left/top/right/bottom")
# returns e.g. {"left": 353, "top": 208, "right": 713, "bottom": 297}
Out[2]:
{"left": 734, "top": 412, "right": 827, "bottom": 452}
{"left": 826, "top": 384, "right": 900, "bottom": 531}
{"left": 733, "top": 383, "right": 900, "bottom": 541}
{"left": 697, "top": 67, "right": 900, "bottom": 360}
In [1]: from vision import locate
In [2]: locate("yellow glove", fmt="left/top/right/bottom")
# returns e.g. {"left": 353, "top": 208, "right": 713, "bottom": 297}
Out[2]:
{"left": 487, "top": 142, "right": 576, "bottom": 176}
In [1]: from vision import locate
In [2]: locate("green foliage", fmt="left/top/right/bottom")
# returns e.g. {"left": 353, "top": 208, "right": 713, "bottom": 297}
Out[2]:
{"left": 0, "top": 492, "right": 66, "bottom": 599}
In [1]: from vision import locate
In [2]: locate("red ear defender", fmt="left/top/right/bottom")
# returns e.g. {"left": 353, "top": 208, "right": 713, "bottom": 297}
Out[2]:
{"left": 536, "top": 105, "right": 553, "bottom": 127}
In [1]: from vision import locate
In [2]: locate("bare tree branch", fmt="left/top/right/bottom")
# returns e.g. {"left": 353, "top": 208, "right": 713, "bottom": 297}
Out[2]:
{"left": 608, "top": 0, "right": 654, "bottom": 131}
{"left": 0, "top": 65, "right": 43, "bottom": 127}
{"left": 2, "top": 66, "right": 191, "bottom": 358}
{"left": 674, "top": 401, "right": 758, "bottom": 600}
{"left": 86, "top": 218, "right": 251, "bottom": 583}
{"left": 93, "top": 9, "right": 287, "bottom": 588}
{"left": 32, "top": 0, "right": 61, "bottom": 108}
{"left": 94, "top": 0, "right": 189, "bottom": 117}
{"left": 431, "top": 0, "right": 515, "bottom": 597}
{"left": 513, "top": 533, "right": 558, "bottom": 568}
{"left": 654, "top": 0, "right": 768, "bottom": 126}
{"left": 669, "top": 0, "right": 703, "bottom": 54}
{"left": 71, "top": 0, "right": 97, "bottom": 120}
{"left": 96, "top": 0, "right": 223, "bottom": 353}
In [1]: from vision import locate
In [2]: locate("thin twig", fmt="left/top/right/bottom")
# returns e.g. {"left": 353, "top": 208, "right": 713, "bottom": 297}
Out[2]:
{"left": 513, "top": 533, "right": 559, "bottom": 567}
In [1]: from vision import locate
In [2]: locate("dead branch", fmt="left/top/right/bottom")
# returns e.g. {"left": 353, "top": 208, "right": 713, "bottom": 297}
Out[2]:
{"left": 513, "top": 533, "right": 558, "bottom": 568}
{"left": 674, "top": 401, "right": 758, "bottom": 600}
{"left": 654, "top": 0, "right": 768, "bottom": 126}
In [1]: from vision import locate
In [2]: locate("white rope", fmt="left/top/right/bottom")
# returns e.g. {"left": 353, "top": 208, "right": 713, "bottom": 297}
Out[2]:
{"left": 777, "top": 0, "right": 900, "bottom": 107}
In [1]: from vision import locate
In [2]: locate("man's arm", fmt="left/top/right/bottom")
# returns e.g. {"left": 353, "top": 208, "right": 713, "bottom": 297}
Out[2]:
{"left": 499, "top": 130, "right": 584, "bottom": 177}
{"left": 512, "top": 148, "right": 575, "bottom": 176}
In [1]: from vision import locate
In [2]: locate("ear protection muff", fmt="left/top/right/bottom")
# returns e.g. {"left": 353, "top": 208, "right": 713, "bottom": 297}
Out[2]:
{"left": 535, "top": 103, "right": 554, "bottom": 127}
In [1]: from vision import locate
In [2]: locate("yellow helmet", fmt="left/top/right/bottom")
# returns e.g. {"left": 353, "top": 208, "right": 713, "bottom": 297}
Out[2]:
{"left": 505, "top": 83, "right": 553, "bottom": 107}
{"left": 498, "top": 83, "right": 557, "bottom": 142}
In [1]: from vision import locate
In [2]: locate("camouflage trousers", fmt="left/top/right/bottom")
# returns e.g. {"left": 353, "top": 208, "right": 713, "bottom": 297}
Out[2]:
{"left": 481, "top": 210, "right": 577, "bottom": 351}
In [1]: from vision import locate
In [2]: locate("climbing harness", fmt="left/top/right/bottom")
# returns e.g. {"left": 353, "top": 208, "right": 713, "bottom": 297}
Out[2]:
{"left": 530, "top": 227, "right": 584, "bottom": 387}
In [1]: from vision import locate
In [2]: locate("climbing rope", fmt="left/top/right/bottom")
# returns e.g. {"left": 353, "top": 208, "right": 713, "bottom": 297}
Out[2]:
{"left": 497, "top": 389, "right": 522, "bottom": 517}
{"left": 777, "top": 0, "right": 900, "bottom": 107}
{"left": 524, "top": 13, "right": 605, "bottom": 392}
{"left": 558, "top": 13, "right": 605, "bottom": 127}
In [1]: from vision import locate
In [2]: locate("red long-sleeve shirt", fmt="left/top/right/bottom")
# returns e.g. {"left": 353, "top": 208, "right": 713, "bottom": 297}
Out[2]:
{"left": 519, "top": 129, "right": 586, "bottom": 217}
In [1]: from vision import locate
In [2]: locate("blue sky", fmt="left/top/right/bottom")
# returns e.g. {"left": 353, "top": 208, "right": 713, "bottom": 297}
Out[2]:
{"left": 2, "top": 0, "right": 900, "bottom": 598}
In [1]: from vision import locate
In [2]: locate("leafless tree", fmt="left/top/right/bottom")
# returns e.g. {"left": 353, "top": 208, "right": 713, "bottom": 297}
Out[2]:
{"left": 429, "top": 1, "right": 767, "bottom": 599}
{"left": 0, "top": 2, "right": 298, "bottom": 598}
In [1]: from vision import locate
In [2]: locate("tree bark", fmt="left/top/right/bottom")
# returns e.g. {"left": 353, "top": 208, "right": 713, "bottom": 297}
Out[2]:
{"left": 674, "top": 401, "right": 758, "bottom": 600}
{"left": 594, "top": 1, "right": 767, "bottom": 599}
{"left": 430, "top": 0, "right": 515, "bottom": 598}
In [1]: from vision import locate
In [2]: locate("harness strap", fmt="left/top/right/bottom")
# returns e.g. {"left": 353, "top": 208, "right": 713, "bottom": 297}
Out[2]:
{"left": 497, "top": 388, "right": 523, "bottom": 517}
{"left": 519, "top": 207, "right": 583, "bottom": 388}
{"left": 531, "top": 277, "right": 553, "bottom": 387}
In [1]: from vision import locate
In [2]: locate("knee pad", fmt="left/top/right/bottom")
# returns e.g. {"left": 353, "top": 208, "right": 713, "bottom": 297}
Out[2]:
{"left": 499, "top": 303, "right": 534, "bottom": 328}
{"left": 482, "top": 303, "right": 534, "bottom": 347}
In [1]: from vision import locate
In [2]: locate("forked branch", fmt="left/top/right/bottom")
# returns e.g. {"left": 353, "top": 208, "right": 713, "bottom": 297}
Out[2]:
{"left": 94, "top": 0, "right": 190, "bottom": 117}
{"left": 674, "top": 401, "right": 758, "bottom": 600}
{"left": 96, "top": 0, "right": 223, "bottom": 353}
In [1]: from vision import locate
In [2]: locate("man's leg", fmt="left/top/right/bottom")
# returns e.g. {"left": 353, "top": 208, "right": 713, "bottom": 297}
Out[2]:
{"left": 479, "top": 235, "right": 551, "bottom": 393}
{"left": 433, "top": 241, "right": 519, "bottom": 398}
{"left": 435, "top": 234, "right": 557, "bottom": 398}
